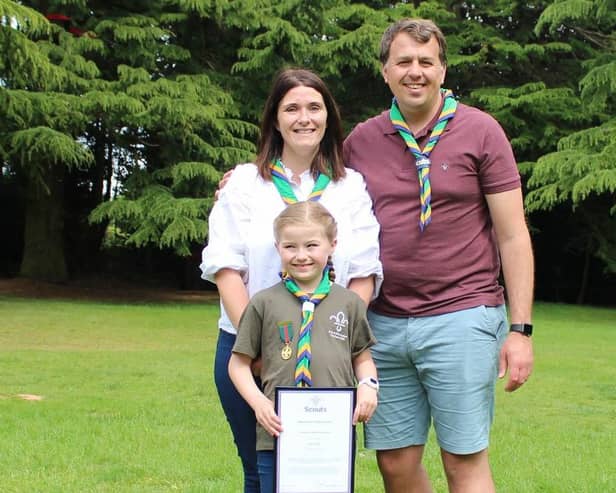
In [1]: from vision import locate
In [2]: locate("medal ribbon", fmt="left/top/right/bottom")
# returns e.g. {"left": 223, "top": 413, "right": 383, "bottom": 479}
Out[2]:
{"left": 270, "top": 158, "right": 331, "bottom": 204}
{"left": 278, "top": 322, "right": 292, "bottom": 344}
{"left": 281, "top": 268, "right": 331, "bottom": 387}
{"left": 390, "top": 89, "right": 457, "bottom": 231}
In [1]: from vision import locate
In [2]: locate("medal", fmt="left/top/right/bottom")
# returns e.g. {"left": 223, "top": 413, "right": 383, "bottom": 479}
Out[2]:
{"left": 281, "top": 344, "right": 292, "bottom": 360}
{"left": 277, "top": 321, "right": 294, "bottom": 361}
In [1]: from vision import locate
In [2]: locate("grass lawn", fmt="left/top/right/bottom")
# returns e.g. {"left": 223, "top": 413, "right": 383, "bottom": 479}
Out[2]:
{"left": 1, "top": 295, "right": 615, "bottom": 492}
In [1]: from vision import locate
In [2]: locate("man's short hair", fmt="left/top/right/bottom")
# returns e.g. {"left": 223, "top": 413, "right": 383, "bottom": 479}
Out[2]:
{"left": 379, "top": 18, "right": 447, "bottom": 66}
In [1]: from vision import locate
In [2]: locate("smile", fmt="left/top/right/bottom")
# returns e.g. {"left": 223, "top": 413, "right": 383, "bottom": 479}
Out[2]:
{"left": 293, "top": 263, "right": 313, "bottom": 269}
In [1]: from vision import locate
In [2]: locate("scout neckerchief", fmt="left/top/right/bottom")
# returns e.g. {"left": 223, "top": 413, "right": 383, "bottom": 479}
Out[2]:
{"left": 280, "top": 267, "right": 331, "bottom": 387}
{"left": 390, "top": 89, "right": 457, "bottom": 231}
{"left": 270, "top": 158, "right": 331, "bottom": 204}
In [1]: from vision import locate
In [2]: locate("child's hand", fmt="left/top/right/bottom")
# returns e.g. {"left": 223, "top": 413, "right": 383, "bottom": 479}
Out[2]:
{"left": 353, "top": 385, "right": 378, "bottom": 425}
{"left": 253, "top": 394, "right": 283, "bottom": 437}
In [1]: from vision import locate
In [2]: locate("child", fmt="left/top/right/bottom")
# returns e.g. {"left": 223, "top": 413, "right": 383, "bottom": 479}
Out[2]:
{"left": 228, "top": 201, "right": 379, "bottom": 493}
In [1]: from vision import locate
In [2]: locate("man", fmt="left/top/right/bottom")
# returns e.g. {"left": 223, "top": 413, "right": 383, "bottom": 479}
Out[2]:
{"left": 343, "top": 18, "right": 534, "bottom": 493}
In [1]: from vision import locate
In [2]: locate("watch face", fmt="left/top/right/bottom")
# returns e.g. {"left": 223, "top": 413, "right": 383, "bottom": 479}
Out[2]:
{"left": 511, "top": 323, "right": 533, "bottom": 336}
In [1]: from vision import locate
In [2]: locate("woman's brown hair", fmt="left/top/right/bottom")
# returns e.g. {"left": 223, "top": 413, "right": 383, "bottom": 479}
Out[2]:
{"left": 255, "top": 68, "right": 346, "bottom": 181}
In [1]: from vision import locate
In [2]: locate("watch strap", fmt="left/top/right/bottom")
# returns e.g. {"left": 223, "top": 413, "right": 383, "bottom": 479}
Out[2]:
{"left": 510, "top": 323, "right": 533, "bottom": 336}
{"left": 357, "top": 376, "right": 379, "bottom": 391}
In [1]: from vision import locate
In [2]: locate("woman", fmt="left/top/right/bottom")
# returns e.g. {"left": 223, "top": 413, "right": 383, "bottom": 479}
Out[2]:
{"left": 200, "top": 68, "right": 382, "bottom": 493}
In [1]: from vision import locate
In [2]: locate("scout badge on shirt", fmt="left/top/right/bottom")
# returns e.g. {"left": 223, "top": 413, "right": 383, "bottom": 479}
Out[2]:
{"left": 277, "top": 321, "right": 294, "bottom": 360}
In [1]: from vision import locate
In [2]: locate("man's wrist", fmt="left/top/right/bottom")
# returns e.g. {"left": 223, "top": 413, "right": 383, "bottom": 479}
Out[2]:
{"left": 509, "top": 323, "right": 533, "bottom": 336}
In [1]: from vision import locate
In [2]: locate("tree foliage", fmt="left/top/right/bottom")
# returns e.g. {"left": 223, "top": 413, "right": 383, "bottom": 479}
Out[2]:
{"left": 1, "top": 0, "right": 256, "bottom": 281}
{"left": 523, "top": 0, "right": 616, "bottom": 277}
{"left": 1, "top": 0, "right": 614, "bottom": 301}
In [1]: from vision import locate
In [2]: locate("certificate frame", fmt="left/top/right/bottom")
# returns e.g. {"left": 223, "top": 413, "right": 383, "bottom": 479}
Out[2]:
{"left": 274, "top": 387, "right": 356, "bottom": 493}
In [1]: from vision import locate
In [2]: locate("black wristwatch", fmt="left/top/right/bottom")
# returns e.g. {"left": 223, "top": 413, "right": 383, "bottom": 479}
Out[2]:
{"left": 510, "top": 323, "right": 533, "bottom": 336}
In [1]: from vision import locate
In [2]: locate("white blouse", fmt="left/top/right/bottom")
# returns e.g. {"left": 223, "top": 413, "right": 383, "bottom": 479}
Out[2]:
{"left": 200, "top": 163, "right": 383, "bottom": 334}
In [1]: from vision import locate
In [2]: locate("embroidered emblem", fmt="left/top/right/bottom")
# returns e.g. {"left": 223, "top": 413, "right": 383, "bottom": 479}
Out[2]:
{"left": 441, "top": 162, "right": 449, "bottom": 171}
{"left": 328, "top": 311, "right": 349, "bottom": 341}
{"left": 329, "top": 311, "right": 348, "bottom": 332}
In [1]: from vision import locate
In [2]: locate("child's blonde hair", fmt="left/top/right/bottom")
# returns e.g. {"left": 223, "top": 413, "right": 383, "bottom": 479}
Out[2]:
{"left": 274, "top": 202, "right": 338, "bottom": 281}
{"left": 273, "top": 201, "right": 337, "bottom": 242}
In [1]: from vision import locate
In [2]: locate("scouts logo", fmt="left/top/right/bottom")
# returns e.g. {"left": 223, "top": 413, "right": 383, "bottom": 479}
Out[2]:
{"left": 330, "top": 311, "right": 348, "bottom": 331}
{"left": 328, "top": 311, "right": 348, "bottom": 341}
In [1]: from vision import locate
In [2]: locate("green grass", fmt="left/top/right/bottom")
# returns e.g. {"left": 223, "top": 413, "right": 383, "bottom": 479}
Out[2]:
{"left": 1, "top": 298, "right": 615, "bottom": 492}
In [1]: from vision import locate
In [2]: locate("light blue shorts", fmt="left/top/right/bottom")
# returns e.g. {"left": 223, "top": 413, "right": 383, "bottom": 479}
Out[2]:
{"left": 365, "top": 305, "right": 507, "bottom": 454}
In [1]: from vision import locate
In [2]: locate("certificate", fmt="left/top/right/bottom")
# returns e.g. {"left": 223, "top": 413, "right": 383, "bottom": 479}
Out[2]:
{"left": 274, "top": 387, "right": 356, "bottom": 493}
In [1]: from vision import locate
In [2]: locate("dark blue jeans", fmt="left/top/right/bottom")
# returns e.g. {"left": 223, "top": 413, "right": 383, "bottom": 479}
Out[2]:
{"left": 257, "top": 451, "right": 274, "bottom": 493}
{"left": 214, "top": 329, "right": 261, "bottom": 493}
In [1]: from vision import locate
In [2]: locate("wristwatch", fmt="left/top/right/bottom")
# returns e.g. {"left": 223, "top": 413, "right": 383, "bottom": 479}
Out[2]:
{"left": 358, "top": 376, "right": 379, "bottom": 392}
{"left": 510, "top": 323, "right": 533, "bottom": 336}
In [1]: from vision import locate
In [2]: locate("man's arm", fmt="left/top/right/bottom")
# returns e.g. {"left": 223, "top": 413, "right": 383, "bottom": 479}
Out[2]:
{"left": 485, "top": 188, "right": 534, "bottom": 392}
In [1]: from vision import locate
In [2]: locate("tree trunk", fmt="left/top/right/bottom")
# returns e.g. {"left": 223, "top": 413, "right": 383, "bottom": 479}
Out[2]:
{"left": 19, "top": 162, "right": 68, "bottom": 282}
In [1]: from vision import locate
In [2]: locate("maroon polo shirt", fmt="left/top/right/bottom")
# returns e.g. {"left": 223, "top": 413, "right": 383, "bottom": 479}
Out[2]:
{"left": 343, "top": 101, "right": 521, "bottom": 317}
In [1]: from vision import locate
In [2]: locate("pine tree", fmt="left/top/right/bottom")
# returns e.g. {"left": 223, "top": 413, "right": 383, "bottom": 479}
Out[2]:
{"left": 4, "top": 0, "right": 614, "bottom": 300}
{"left": 1, "top": 0, "right": 256, "bottom": 280}
{"left": 1, "top": 0, "right": 97, "bottom": 281}
{"left": 525, "top": 0, "right": 616, "bottom": 296}
{"left": 84, "top": 0, "right": 257, "bottom": 260}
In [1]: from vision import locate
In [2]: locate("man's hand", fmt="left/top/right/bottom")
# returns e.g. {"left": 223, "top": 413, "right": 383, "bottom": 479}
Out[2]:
{"left": 498, "top": 332, "right": 534, "bottom": 392}
{"left": 214, "top": 169, "right": 234, "bottom": 200}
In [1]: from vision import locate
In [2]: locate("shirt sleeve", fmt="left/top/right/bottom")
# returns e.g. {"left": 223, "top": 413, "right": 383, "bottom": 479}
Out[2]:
{"left": 232, "top": 298, "right": 263, "bottom": 359}
{"left": 349, "top": 294, "right": 376, "bottom": 358}
{"left": 342, "top": 128, "right": 356, "bottom": 167}
{"left": 200, "top": 164, "right": 255, "bottom": 283}
{"left": 343, "top": 170, "right": 384, "bottom": 298}
{"left": 477, "top": 113, "right": 521, "bottom": 193}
